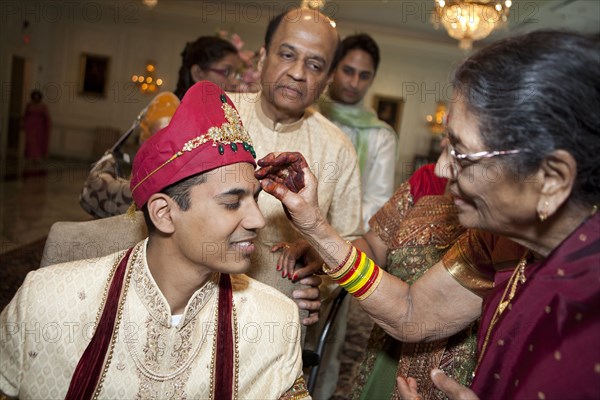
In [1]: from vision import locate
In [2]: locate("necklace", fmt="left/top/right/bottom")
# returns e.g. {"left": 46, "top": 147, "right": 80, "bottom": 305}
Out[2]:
{"left": 476, "top": 250, "right": 530, "bottom": 371}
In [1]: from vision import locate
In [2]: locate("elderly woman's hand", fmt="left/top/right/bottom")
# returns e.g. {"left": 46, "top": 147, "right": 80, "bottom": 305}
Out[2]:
{"left": 255, "top": 152, "right": 327, "bottom": 236}
{"left": 397, "top": 369, "right": 479, "bottom": 400}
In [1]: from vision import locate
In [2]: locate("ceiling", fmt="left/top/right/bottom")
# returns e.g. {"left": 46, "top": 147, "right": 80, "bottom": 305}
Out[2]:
{"left": 172, "top": 0, "right": 599, "bottom": 48}
{"left": 321, "top": 0, "right": 599, "bottom": 45}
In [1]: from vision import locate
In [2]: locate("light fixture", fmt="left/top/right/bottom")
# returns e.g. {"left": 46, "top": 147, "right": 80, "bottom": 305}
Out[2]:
{"left": 131, "top": 62, "right": 163, "bottom": 95}
{"left": 432, "top": 0, "right": 511, "bottom": 50}
{"left": 300, "top": 0, "right": 326, "bottom": 10}
{"left": 426, "top": 101, "right": 448, "bottom": 135}
{"left": 142, "top": 0, "right": 157, "bottom": 9}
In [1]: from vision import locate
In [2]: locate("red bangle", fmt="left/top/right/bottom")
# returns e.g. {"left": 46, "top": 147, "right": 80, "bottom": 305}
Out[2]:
{"left": 327, "top": 243, "right": 354, "bottom": 275}
{"left": 354, "top": 264, "right": 380, "bottom": 298}
{"left": 338, "top": 250, "right": 364, "bottom": 285}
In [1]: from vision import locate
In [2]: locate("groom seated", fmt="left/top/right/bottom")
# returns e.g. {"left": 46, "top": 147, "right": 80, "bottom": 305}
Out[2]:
{"left": 0, "top": 81, "right": 309, "bottom": 399}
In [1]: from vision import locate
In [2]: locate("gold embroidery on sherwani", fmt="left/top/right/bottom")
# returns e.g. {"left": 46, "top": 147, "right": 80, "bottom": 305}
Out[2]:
{"left": 279, "top": 376, "right": 310, "bottom": 399}
{"left": 125, "top": 243, "right": 219, "bottom": 398}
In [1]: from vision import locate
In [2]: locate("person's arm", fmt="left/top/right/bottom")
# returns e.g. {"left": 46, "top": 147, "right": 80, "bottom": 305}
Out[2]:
{"left": 256, "top": 152, "right": 482, "bottom": 342}
{"left": 300, "top": 216, "right": 482, "bottom": 342}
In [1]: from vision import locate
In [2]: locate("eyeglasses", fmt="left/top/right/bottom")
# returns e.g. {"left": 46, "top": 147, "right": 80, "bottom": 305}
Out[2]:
{"left": 208, "top": 67, "right": 242, "bottom": 81}
{"left": 443, "top": 133, "right": 521, "bottom": 176}
{"left": 448, "top": 143, "right": 521, "bottom": 163}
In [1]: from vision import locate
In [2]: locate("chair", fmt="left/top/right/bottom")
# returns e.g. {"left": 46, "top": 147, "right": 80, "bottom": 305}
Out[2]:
{"left": 306, "top": 288, "right": 348, "bottom": 394}
{"left": 40, "top": 212, "right": 147, "bottom": 267}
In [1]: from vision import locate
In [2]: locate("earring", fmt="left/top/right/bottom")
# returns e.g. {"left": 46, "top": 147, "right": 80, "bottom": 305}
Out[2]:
{"left": 538, "top": 201, "right": 549, "bottom": 222}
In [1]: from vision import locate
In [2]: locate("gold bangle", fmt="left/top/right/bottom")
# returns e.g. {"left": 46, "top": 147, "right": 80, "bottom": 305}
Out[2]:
{"left": 356, "top": 267, "right": 383, "bottom": 301}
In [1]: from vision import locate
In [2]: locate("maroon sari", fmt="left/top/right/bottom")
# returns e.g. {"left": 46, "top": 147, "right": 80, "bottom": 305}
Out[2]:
{"left": 472, "top": 213, "right": 600, "bottom": 399}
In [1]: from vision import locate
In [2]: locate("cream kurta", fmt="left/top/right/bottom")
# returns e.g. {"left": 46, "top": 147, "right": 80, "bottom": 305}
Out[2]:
{"left": 228, "top": 91, "right": 364, "bottom": 303}
{"left": 0, "top": 240, "right": 307, "bottom": 399}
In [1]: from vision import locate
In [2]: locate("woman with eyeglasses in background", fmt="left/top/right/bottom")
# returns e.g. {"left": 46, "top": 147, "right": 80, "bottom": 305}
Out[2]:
{"left": 174, "top": 36, "right": 243, "bottom": 98}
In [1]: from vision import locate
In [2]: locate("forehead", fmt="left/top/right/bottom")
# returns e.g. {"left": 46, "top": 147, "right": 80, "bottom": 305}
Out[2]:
{"left": 273, "top": 14, "right": 337, "bottom": 57}
{"left": 340, "top": 49, "right": 375, "bottom": 71}
{"left": 213, "top": 53, "right": 242, "bottom": 65}
{"left": 447, "top": 95, "right": 483, "bottom": 148}
{"left": 202, "top": 163, "right": 259, "bottom": 194}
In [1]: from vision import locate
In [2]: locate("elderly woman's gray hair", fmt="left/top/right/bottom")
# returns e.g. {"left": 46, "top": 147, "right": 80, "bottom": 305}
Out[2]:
{"left": 452, "top": 30, "right": 600, "bottom": 206}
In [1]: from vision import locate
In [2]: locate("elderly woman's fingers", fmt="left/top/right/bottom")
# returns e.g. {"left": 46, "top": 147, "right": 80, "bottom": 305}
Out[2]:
{"left": 430, "top": 369, "right": 479, "bottom": 400}
{"left": 256, "top": 152, "right": 308, "bottom": 193}
{"left": 257, "top": 152, "right": 324, "bottom": 235}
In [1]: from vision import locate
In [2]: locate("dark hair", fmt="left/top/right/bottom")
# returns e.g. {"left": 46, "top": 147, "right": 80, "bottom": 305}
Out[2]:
{"left": 174, "top": 36, "right": 238, "bottom": 99}
{"left": 142, "top": 172, "right": 208, "bottom": 232}
{"left": 30, "top": 89, "right": 43, "bottom": 101}
{"left": 264, "top": 8, "right": 342, "bottom": 73}
{"left": 340, "top": 33, "right": 380, "bottom": 71}
{"left": 453, "top": 30, "right": 600, "bottom": 206}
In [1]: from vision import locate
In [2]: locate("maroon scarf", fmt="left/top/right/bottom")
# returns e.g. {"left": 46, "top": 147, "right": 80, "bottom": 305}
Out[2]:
{"left": 65, "top": 248, "right": 133, "bottom": 400}
{"left": 214, "top": 273, "right": 235, "bottom": 399}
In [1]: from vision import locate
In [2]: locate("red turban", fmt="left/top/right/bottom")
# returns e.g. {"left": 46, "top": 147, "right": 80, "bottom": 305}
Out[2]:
{"left": 130, "top": 81, "right": 256, "bottom": 207}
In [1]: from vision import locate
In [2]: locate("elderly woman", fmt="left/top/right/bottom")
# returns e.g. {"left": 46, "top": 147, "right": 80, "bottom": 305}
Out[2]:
{"left": 256, "top": 30, "right": 599, "bottom": 399}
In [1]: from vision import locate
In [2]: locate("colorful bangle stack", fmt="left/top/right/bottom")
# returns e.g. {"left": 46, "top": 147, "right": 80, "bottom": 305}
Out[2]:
{"left": 324, "top": 246, "right": 382, "bottom": 301}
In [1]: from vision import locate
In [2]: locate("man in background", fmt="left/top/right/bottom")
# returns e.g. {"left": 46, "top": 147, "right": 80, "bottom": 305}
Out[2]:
{"left": 319, "top": 33, "right": 397, "bottom": 227}
{"left": 228, "top": 8, "right": 363, "bottom": 324}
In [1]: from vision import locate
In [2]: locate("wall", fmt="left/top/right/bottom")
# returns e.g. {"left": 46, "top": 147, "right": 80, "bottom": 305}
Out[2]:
{"left": 1, "top": 0, "right": 464, "bottom": 176}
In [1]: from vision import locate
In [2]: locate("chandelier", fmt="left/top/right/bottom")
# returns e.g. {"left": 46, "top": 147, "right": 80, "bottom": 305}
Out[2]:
{"left": 131, "top": 62, "right": 163, "bottom": 94}
{"left": 300, "top": 0, "right": 326, "bottom": 10}
{"left": 142, "top": 0, "right": 157, "bottom": 9}
{"left": 433, "top": 0, "right": 512, "bottom": 50}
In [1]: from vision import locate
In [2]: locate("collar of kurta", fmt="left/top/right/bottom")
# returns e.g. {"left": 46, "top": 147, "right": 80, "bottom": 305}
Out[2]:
{"left": 134, "top": 239, "right": 219, "bottom": 329}
{"left": 252, "top": 90, "right": 308, "bottom": 133}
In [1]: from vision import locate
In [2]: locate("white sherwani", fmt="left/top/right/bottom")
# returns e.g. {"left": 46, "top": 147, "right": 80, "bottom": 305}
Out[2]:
{"left": 0, "top": 240, "right": 307, "bottom": 399}
{"left": 228, "top": 92, "right": 364, "bottom": 303}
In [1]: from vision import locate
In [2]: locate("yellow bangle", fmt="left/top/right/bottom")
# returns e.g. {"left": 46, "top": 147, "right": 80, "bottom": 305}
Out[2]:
{"left": 338, "top": 251, "right": 366, "bottom": 286}
{"left": 356, "top": 266, "right": 383, "bottom": 301}
{"left": 347, "top": 258, "right": 374, "bottom": 293}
